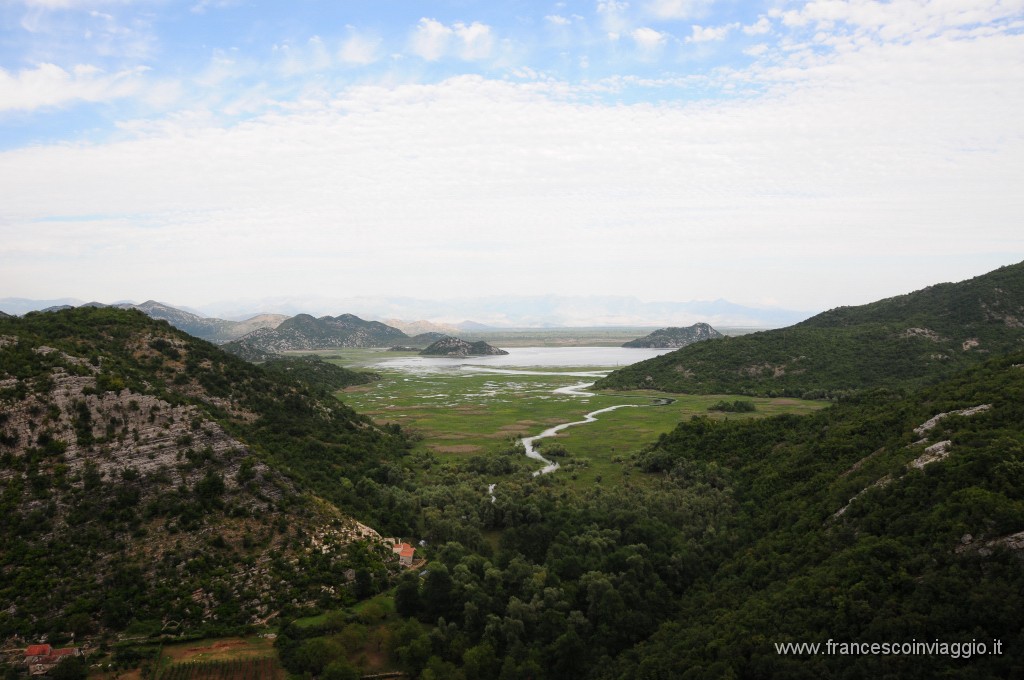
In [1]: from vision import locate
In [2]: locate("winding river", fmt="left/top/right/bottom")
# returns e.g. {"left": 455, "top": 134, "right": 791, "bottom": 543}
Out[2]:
{"left": 488, "top": 380, "right": 675, "bottom": 499}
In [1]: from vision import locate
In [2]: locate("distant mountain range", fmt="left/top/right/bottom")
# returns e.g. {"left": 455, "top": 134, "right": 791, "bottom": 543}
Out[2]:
{"left": 0, "top": 295, "right": 811, "bottom": 355}
{"left": 157, "top": 294, "right": 814, "bottom": 328}
{"left": 383, "top": 318, "right": 462, "bottom": 335}
{"left": 597, "top": 260, "right": 1024, "bottom": 397}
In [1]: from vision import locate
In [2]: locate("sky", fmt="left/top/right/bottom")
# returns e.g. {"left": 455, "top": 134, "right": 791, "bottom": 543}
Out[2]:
{"left": 1, "top": 0, "right": 1023, "bottom": 319}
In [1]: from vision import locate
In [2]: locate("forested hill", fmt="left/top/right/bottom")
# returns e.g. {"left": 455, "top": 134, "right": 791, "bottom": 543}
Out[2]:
{"left": 605, "top": 351, "right": 1024, "bottom": 678}
{"left": 596, "top": 261, "right": 1024, "bottom": 396}
{"left": 0, "top": 307, "right": 408, "bottom": 639}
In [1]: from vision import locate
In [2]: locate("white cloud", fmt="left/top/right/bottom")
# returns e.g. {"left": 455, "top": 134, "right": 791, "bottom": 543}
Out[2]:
{"left": 3, "top": 1, "right": 1024, "bottom": 308}
{"left": 339, "top": 31, "right": 380, "bottom": 65}
{"left": 687, "top": 23, "right": 738, "bottom": 42}
{"left": 454, "top": 22, "right": 494, "bottom": 60}
{"left": 743, "top": 16, "right": 772, "bottom": 35}
{"left": 18, "top": 0, "right": 107, "bottom": 7}
{"left": 775, "top": 0, "right": 1024, "bottom": 38}
{"left": 0, "top": 62, "right": 146, "bottom": 111}
{"left": 3, "top": 30, "right": 1022, "bottom": 308}
{"left": 410, "top": 18, "right": 494, "bottom": 61}
{"left": 646, "top": 0, "right": 715, "bottom": 20}
{"left": 597, "top": 1, "right": 631, "bottom": 38}
{"left": 546, "top": 14, "right": 571, "bottom": 26}
{"left": 190, "top": 0, "right": 241, "bottom": 13}
{"left": 276, "top": 36, "right": 332, "bottom": 75}
{"left": 410, "top": 18, "right": 454, "bottom": 61}
{"left": 632, "top": 26, "right": 667, "bottom": 50}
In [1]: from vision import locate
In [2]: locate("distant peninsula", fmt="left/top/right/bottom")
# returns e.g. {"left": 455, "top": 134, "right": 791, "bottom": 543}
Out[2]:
{"left": 622, "top": 322, "right": 724, "bottom": 348}
{"left": 419, "top": 336, "right": 509, "bottom": 357}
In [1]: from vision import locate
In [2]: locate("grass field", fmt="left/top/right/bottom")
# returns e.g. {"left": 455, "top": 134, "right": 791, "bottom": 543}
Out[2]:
{"left": 327, "top": 348, "right": 825, "bottom": 488}
{"left": 156, "top": 658, "right": 283, "bottom": 680}
{"left": 149, "top": 639, "right": 283, "bottom": 680}
{"left": 161, "top": 637, "right": 277, "bottom": 664}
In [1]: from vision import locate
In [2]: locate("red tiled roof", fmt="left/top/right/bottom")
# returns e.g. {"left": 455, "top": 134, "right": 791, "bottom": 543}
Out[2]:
{"left": 25, "top": 645, "right": 51, "bottom": 656}
{"left": 399, "top": 546, "right": 415, "bottom": 558}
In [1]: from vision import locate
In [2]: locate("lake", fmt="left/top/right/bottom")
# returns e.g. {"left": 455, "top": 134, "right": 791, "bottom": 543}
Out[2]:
{"left": 371, "top": 346, "right": 674, "bottom": 373}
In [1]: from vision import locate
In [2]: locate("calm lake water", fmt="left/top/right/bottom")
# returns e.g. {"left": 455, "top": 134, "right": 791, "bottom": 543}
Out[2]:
{"left": 372, "top": 346, "right": 674, "bottom": 372}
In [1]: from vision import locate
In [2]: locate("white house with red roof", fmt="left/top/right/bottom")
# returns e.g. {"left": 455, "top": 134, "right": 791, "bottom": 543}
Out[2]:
{"left": 23, "top": 644, "right": 82, "bottom": 675}
{"left": 392, "top": 541, "right": 416, "bottom": 566}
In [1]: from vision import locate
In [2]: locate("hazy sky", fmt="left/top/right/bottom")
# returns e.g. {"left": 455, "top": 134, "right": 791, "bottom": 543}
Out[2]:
{"left": 1, "top": 0, "right": 1022, "bottom": 313}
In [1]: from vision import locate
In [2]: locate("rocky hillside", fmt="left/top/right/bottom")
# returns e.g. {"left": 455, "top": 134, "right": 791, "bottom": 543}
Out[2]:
{"left": 224, "top": 313, "right": 409, "bottom": 357}
{"left": 419, "top": 336, "right": 509, "bottom": 357}
{"left": 0, "top": 307, "right": 407, "bottom": 640}
{"left": 597, "top": 261, "right": 1024, "bottom": 397}
{"left": 622, "top": 322, "right": 723, "bottom": 348}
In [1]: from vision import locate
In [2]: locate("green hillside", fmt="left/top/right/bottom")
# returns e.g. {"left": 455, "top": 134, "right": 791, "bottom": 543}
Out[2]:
{"left": 261, "top": 356, "right": 378, "bottom": 392}
{"left": 596, "top": 261, "right": 1024, "bottom": 396}
{"left": 605, "top": 352, "right": 1024, "bottom": 678}
{"left": 0, "top": 307, "right": 408, "bottom": 640}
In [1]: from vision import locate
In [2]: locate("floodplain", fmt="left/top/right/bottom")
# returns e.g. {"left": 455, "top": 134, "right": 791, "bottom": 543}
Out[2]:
{"left": 320, "top": 340, "right": 825, "bottom": 489}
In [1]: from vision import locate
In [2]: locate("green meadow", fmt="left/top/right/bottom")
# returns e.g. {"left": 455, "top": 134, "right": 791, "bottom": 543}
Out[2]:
{"left": 324, "top": 347, "right": 825, "bottom": 489}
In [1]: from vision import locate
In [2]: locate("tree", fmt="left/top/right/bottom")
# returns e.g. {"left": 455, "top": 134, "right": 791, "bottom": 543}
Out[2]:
{"left": 321, "top": 660, "right": 360, "bottom": 680}
{"left": 421, "top": 565, "right": 454, "bottom": 621}
{"left": 51, "top": 657, "right": 87, "bottom": 680}
{"left": 395, "top": 572, "right": 422, "bottom": 617}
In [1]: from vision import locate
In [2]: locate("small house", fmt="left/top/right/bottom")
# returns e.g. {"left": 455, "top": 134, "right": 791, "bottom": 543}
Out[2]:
{"left": 24, "top": 645, "right": 81, "bottom": 676}
{"left": 392, "top": 542, "right": 416, "bottom": 566}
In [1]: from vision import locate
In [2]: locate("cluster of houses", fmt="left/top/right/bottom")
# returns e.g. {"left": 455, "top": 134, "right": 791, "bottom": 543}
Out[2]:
{"left": 22, "top": 644, "right": 82, "bottom": 675}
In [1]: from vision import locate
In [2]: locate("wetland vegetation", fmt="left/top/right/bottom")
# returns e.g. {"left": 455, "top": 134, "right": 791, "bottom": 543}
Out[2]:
{"left": 322, "top": 345, "right": 823, "bottom": 489}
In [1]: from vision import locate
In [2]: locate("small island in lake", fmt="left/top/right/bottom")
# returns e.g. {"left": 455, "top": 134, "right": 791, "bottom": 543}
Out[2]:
{"left": 419, "top": 335, "right": 509, "bottom": 357}
{"left": 622, "top": 322, "right": 723, "bottom": 348}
